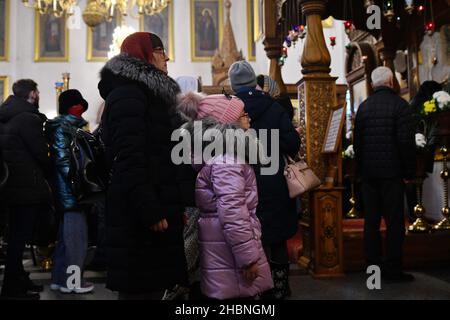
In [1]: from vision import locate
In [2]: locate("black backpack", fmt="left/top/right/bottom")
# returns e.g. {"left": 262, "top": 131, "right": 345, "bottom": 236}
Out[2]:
{"left": 62, "top": 124, "right": 108, "bottom": 204}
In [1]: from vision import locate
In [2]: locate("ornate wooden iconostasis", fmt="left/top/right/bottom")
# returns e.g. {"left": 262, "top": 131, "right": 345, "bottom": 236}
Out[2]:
{"left": 206, "top": 0, "right": 449, "bottom": 274}
{"left": 329, "top": 0, "right": 450, "bottom": 271}
{"left": 274, "top": 0, "right": 450, "bottom": 275}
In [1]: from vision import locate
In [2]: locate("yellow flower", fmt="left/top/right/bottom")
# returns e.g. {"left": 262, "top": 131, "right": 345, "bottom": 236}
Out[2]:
{"left": 423, "top": 99, "right": 437, "bottom": 115}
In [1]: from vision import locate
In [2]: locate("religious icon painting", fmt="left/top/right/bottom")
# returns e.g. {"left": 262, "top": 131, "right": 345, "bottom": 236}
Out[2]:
{"left": 0, "top": 76, "right": 9, "bottom": 104}
{"left": 87, "top": 15, "right": 121, "bottom": 62}
{"left": 35, "top": 11, "right": 69, "bottom": 62}
{"left": 140, "top": 1, "right": 174, "bottom": 61}
{"left": 191, "top": 0, "right": 223, "bottom": 61}
{"left": 0, "top": 0, "right": 9, "bottom": 61}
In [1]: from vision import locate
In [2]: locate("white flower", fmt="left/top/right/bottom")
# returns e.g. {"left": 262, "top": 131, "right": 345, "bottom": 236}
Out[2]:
{"left": 345, "top": 130, "right": 352, "bottom": 140}
{"left": 344, "top": 145, "right": 355, "bottom": 158}
{"left": 415, "top": 133, "right": 427, "bottom": 148}
{"left": 432, "top": 91, "right": 450, "bottom": 110}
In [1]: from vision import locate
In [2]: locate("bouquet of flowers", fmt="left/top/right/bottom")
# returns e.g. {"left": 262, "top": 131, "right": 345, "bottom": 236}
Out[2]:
{"left": 420, "top": 90, "right": 450, "bottom": 117}
{"left": 414, "top": 86, "right": 450, "bottom": 175}
{"left": 416, "top": 88, "right": 450, "bottom": 149}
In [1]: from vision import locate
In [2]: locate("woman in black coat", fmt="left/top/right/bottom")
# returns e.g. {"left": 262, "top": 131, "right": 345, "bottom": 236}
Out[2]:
{"left": 229, "top": 61, "right": 301, "bottom": 299}
{"left": 98, "top": 32, "right": 194, "bottom": 298}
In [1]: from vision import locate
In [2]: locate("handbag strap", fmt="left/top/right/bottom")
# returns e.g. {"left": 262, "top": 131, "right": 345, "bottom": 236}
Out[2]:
{"left": 283, "top": 155, "right": 297, "bottom": 165}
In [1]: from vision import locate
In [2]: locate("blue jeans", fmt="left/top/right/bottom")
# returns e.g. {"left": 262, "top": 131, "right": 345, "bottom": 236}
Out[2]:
{"left": 51, "top": 211, "right": 88, "bottom": 286}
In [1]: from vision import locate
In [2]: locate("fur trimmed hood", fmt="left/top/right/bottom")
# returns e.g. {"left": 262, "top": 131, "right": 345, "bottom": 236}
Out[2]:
{"left": 180, "top": 118, "right": 269, "bottom": 170}
{"left": 98, "top": 54, "right": 180, "bottom": 107}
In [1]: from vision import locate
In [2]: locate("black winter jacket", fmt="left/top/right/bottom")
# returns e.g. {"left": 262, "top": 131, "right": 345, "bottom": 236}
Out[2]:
{"left": 354, "top": 87, "right": 416, "bottom": 180}
{"left": 98, "top": 54, "right": 195, "bottom": 293}
{"left": 0, "top": 96, "right": 51, "bottom": 205}
{"left": 236, "top": 88, "right": 301, "bottom": 245}
{"left": 45, "top": 114, "right": 88, "bottom": 212}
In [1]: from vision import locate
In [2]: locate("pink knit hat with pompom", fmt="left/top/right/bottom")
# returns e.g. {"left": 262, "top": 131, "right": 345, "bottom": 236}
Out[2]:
{"left": 177, "top": 92, "right": 244, "bottom": 124}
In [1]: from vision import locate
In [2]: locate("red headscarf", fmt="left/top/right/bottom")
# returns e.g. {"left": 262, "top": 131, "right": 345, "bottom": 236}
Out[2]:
{"left": 120, "top": 32, "right": 155, "bottom": 64}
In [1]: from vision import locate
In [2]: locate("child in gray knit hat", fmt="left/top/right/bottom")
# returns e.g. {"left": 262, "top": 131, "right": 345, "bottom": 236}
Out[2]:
{"left": 228, "top": 60, "right": 257, "bottom": 93}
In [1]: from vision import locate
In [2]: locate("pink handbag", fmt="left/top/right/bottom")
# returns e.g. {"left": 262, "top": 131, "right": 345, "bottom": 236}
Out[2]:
{"left": 283, "top": 156, "right": 321, "bottom": 198}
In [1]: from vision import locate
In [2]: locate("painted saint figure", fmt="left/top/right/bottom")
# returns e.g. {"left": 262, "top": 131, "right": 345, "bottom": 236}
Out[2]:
{"left": 199, "top": 8, "right": 217, "bottom": 51}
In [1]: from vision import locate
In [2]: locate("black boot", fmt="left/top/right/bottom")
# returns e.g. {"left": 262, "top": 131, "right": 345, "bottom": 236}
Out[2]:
{"left": 271, "top": 262, "right": 290, "bottom": 300}
{"left": 0, "top": 288, "right": 40, "bottom": 300}
{"left": 1, "top": 279, "right": 40, "bottom": 300}
{"left": 20, "top": 271, "right": 44, "bottom": 292}
{"left": 260, "top": 262, "right": 291, "bottom": 300}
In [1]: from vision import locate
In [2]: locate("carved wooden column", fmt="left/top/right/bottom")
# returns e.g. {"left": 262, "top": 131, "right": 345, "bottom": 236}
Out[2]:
{"left": 263, "top": 0, "right": 287, "bottom": 94}
{"left": 298, "top": 0, "right": 336, "bottom": 181}
{"left": 297, "top": 0, "right": 343, "bottom": 278}
{"left": 300, "top": 3, "right": 330, "bottom": 74}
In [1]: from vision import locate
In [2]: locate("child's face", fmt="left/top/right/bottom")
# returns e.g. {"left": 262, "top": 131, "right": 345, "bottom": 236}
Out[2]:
{"left": 239, "top": 111, "right": 250, "bottom": 130}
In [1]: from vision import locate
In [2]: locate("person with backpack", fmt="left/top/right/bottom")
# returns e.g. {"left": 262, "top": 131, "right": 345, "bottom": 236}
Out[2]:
{"left": 45, "top": 89, "right": 94, "bottom": 294}
{"left": 0, "top": 79, "right": 50, "bottom": 300}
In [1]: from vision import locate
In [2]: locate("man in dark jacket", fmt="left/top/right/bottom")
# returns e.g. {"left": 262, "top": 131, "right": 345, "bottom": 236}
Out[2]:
{"left": 229, "top": 61, "right": 301, "bottom": 299}
{"left": 0, "top": 79, "right": 50, "bottom": 299}
{"left": 98, "top": 32, "right": 194, "bottom": 299}
{"left": 354, "top": 66, "right": 416, "bottom": 282}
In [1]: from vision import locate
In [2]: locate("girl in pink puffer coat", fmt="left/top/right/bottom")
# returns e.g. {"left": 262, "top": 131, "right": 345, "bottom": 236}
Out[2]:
{"left": 177, "top": 92, "right": 273, "bottom": 300}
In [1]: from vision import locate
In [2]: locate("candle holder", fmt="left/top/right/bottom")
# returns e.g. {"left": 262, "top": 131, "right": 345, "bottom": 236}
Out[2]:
{"left": 345, "top": 182, "right": 358, "bottom": 219}
{"left": 408, "top": 177, "right": 431, "bottom": 233}
{"left": 433, "top": 145, "right": 450, "bottom": 230}
{"left": 62, "top": 72, "right": 70, "bottom": 91}
{"left": 344, "top": 158, "right": 358, "bottom": 219}
{"left": 55, "top": 81, "right": 64, "bottom": 113}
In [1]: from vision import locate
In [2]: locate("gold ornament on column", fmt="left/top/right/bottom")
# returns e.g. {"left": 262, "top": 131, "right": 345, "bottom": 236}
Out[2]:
{"left": 433, "top": 145, "right": 450, "bottom": 230}
{"left": 62, "top": 72, "right": 70, "bottom": 91}
{"left": 55, "top": 82, "right": 64, "bottom": 113}
{"left": 408, "top": 177, "right": 431, "bottom": 233}
{"left": 346, "top": 185, "right": 358, "bottom": 219}
{"left": 344, "top": 156, "right": 358, "bottom": 219}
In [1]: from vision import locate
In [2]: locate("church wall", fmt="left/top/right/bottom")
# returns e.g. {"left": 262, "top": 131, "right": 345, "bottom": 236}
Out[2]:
{"left": 0, "top": 0, "right": 347, "bottom": 127}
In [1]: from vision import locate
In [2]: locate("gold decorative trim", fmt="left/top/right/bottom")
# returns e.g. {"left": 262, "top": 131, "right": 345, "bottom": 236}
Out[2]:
{"left": 0, "top": 0, "right": 10, "bottom": 61}
{"left": 139, "top": 1, "right": 174, "bottom": 61}
{"left": 246, "top": 0, "right": 255, "bottom": 61}
{"left": 0, "top": 75, "right": 9, "bottom": 103}
{"left": 190, "top": 0, "right": 224, "bottom": 62}
{"left": 253, "top": 0, "right": 262, "bottom": 42}
{"left": 34, "top": 11, "right": 70, "bottom": 62}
